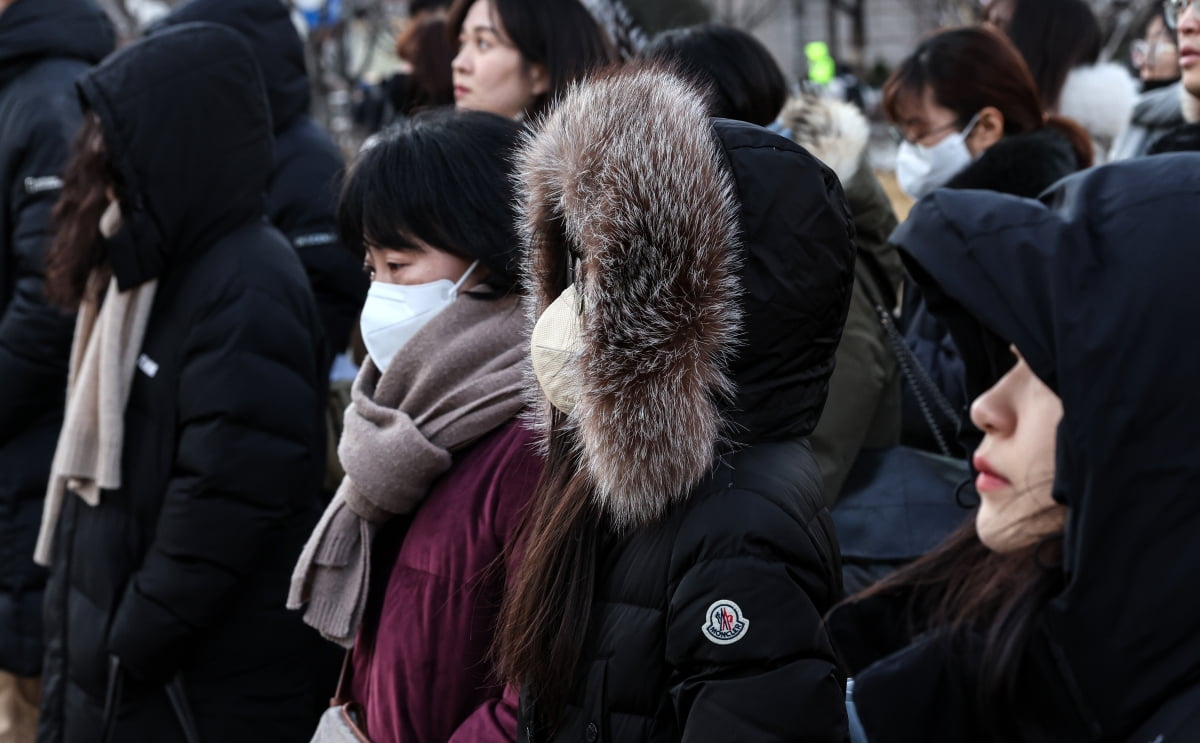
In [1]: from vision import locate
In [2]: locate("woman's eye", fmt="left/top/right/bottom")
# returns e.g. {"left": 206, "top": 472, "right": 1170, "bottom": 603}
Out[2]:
{"left": 477, "top": 37, "right": 492, "bottom": 51}
{"left": 387, "top": 262, "right": 402, "bottom": 273}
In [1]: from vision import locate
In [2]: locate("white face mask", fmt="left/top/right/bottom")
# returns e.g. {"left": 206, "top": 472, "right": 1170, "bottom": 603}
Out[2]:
{"left": 530, "top": 283, "right": 584, "bottom": 415}
{"left": 360, "top": 260, "right": 479, "bottom": 370}
{"left": 895, "top": 113, "right": 981, "bottom": 200}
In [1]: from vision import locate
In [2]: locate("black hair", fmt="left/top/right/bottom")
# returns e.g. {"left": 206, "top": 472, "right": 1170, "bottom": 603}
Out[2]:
{"left": 642, "top": 23, "right": 787, "bottom": 126}
{"left": 337, "top": 108, "right": 523, "bottom": 288}
{"left": 1003, "top": 0, "right": 1102, "bottom": 111}
{"left": 447, "top": 0, "right": 617, "bottom": 119}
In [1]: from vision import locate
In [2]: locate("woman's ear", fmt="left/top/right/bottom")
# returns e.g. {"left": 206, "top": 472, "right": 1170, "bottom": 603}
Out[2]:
{"left": 968, "top": 105, "right": 1005, "bottom": 157}
{"left": 529, "top": 63, "right": 550, "bottom": 97}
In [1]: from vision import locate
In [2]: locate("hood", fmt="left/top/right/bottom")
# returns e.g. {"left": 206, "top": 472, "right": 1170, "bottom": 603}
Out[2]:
{"left": 1131, "top": 81, "right": 1188, "bottom": 128}
{"left": 1058, "top": 62, "right": 1138, "bottom": 145}
{"left": 155, "top": 0, "right": 310, "bottom": 132}
{"left": 944, "top": 127, "right": 1081, "bottom": 199}
{"left": 777, "top": 94, "right": 869, "bottom": 186}
{"left": 891, "top": 153, "right": 1200, "bottom": 738}
{"left": 517, "top": 66, "right": 855, "bottom": 529}
{"left": 0, "top": 0, "right": 113, "bottom": 87}
{"left": 78, "top": 23, "right": 274, "bottom": 290}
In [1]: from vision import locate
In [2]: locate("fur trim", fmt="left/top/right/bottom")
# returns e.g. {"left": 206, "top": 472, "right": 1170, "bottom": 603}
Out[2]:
{"left": 1182, "top": 84, "right": 1200, "bottom": 124}
{"left": 777, "top": 94, "right": 869, "bottom": 185}
{"left": 516, "top": 67, "right": 742, "bottom": 529}
{"left": 1058, "top": 63, "right": 1138, "bottom": 145}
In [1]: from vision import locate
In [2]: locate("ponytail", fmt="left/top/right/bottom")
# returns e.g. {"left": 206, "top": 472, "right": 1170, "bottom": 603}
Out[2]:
{"left": 1043, "top": 113, "right": 1094, "bottom": 168}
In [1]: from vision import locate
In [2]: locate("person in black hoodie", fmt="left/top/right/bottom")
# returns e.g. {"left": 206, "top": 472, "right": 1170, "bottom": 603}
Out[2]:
{"left": 829, "top": 153, "right": 1200, "bottom": 742}
{"left": 35, "top": 23, "right": 326, "bottom": 743}
{"left": 884, "top": 27, "right": 1092, "bottom": 455}
{"left": 155, "top": 0, "right": 367, "bottom": 374}
{"left": 0, "top": 0, "right": 112, "bottom": 737}
{"left": 498, "top": 66, "right": 855, "bottom": 743}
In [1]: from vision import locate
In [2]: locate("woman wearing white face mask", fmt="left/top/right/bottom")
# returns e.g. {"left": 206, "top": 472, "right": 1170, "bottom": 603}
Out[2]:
{"left": 888, "top": 27, "right": 1092, "bottom": 201}
{"left": 289, "top": 108, "right": 544, "bottom": 743}
{"left": 884, "top": 27, "right": 1093, "bottom": 457}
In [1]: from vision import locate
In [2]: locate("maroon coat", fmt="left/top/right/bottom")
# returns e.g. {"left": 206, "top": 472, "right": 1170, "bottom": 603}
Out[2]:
{"left": 351, "top": 419, "right": 542, "bottom": 743}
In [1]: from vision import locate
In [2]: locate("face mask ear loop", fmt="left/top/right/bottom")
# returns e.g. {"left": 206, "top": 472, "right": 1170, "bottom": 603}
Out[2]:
{"left": 960, "top": 111, "right": 984, "bottom": 143}
{"left": 451, "top": 260, "right": 482, "bottom": 294}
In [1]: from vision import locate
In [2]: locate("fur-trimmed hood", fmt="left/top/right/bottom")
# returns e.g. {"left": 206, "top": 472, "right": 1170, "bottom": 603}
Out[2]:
{"left": 517, "top": 67, "right": 856, "bottom": 528}
{"left": 777, "top": 94, "right": 870, "bottom": 185}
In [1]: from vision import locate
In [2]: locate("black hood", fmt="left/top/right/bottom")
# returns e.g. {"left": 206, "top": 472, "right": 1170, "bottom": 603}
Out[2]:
{"left": 78, "top": 22, "right": 274, "bottom": 290}
{"left": 892, "top": 153, "right": 1200, "bottom": 738}
{"left": 712, "top": 118, "right": 857, "bottom": 443}
{"left": 0, "top": 0, "right": 113, "bottom": 88}
{"left": 155, "top": 0, "right": 310, "bottom": 132}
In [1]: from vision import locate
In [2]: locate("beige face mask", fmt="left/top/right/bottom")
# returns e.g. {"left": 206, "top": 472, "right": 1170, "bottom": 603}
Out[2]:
{"left": 530, "top": 283, "right": 584, "bottom": 415}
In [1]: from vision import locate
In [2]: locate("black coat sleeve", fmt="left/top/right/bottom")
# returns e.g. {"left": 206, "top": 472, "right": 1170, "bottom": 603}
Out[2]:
{"left": 0, "top": 98, "right": 79, "bottom": 441}
{"left": 267, "top": 119, "right": 367, "bottom": 368}
{"left": 665, "top": 488, "right": 849, "bottom": 743}
{"left": 106, "top": 279, "right": 322, "bottom": 681}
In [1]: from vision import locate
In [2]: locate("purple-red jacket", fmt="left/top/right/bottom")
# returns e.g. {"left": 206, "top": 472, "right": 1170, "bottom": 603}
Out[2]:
{"left": 351, "top": 419, "right": 542, "bottom": 743}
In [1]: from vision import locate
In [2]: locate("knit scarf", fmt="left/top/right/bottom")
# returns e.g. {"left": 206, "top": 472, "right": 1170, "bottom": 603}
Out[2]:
{"left": 288, "top": 290, "right": 527, "bottom": 647}
{"left": 35, "top": 270, "right": 158, "bottom": 566}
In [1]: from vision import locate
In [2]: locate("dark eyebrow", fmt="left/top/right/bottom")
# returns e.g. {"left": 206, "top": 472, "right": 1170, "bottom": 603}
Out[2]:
{"left": 469, "top": 24, "right": 502, "bottom": 36}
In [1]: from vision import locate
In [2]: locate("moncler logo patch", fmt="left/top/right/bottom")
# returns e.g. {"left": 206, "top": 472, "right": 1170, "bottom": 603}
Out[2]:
{"left": 702, "top": 599, "right": 749, "bottom": 645}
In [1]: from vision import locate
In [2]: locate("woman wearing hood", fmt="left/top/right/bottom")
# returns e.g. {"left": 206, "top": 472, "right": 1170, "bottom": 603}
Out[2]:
{"left": 498, "top": 65, "right": 856, "bottom": 743}
{"left": 885, "top": 26, "right": 1091, "bottom": 455}
{"left": 984, "top": 0, "right": 1138, "bottom": 164}
{"left": 36, "top": 23, "right": 327, "bottom": 743}
{"left": 829, "top": 152, "right": 1200, "bottom": 742}
{"left": 287, "top": 109, "right": 543, "bottom": 743}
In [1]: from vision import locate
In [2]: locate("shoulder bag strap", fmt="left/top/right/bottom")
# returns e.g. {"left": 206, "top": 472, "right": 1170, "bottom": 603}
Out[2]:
{"left": 854, "top": 255, "right": 960, "bottom": 457}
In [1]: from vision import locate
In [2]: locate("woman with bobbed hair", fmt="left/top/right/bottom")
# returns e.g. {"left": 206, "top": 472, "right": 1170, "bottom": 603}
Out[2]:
{"left": 884, "top": 26, "right": 1092, "bottom": 456}
{"left": 448, "top": 0, "right": 616, "bottom": 120}
{"left": 830, "top": 152, "right": 1200, "bottom": 743}
{"left": 288, "top": 108, "right": 543, "bottom": 743}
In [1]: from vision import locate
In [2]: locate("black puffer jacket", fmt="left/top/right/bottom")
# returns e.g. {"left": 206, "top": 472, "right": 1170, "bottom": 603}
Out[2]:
{"left": 899, "top": 128, "right": 1086, "bottom": 455}
{"left": 844, "top": 154, "right": 1200, "bottom": 742}
{"left": 517, "top": 68, "right": 855, "bottom": 743}
{"left": 0, "top": 0, "right": 113, "bottom": 677}
{"left": 157, "top": 0, "right": 367, "bottom": 368}
{"left": 37, "top": 24, "right": 326, "bottom": 743}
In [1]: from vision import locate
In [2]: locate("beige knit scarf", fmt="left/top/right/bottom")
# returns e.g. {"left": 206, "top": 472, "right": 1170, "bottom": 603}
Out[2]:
{"left": 34, "top": 267, "right": 158, "bottom": 566}
{"left": 288, "top": 290, "right": 527, "bottom": 647}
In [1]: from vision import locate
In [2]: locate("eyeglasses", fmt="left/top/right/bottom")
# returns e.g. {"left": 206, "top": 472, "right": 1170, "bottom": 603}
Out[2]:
{"left": 1131, "top": 39, "right": 1176, "bottom": 67}
{"left": 889, "top": 119, "right": 961, "bottom": 146}
{"left": 1164, "top": 0, "right": 1200, "bottom": 29}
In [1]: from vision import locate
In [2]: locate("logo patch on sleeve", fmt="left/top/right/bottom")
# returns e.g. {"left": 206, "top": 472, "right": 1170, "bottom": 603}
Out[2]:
{"left": 702, "top": 599, "right": 749, "bottom": 645}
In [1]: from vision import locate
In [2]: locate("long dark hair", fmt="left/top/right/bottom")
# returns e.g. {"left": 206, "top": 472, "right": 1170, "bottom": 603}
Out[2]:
{"left": 337, "top": 108, "right": 523, "bottom": 288}
{"left": 848, "top": 507, "right": 1066, "bottom": 741}
{"left": 45, "top": 113, "right": 120, "bottom": 309}
{"left": 642, "top": 24, "right": 788, "bottom": 127}
{"left": 447, "top": 0, "right": 617, "bottom": 118}
{"left": 1000, "top": 0, "right": 1101, "bottom": 111}
{"left": 883, "top": 27, "right": 1093, "bottom": 168}
{"left": 494, "top": 418, "right": 604, "bottom": 733}
{"left": 493, "top": 217, "right": 601, "bottom": 731}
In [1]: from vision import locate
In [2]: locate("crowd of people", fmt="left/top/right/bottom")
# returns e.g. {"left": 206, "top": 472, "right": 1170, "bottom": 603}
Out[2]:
{"left": 1, "top": 0, "right": 1199, "bottom": 742}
